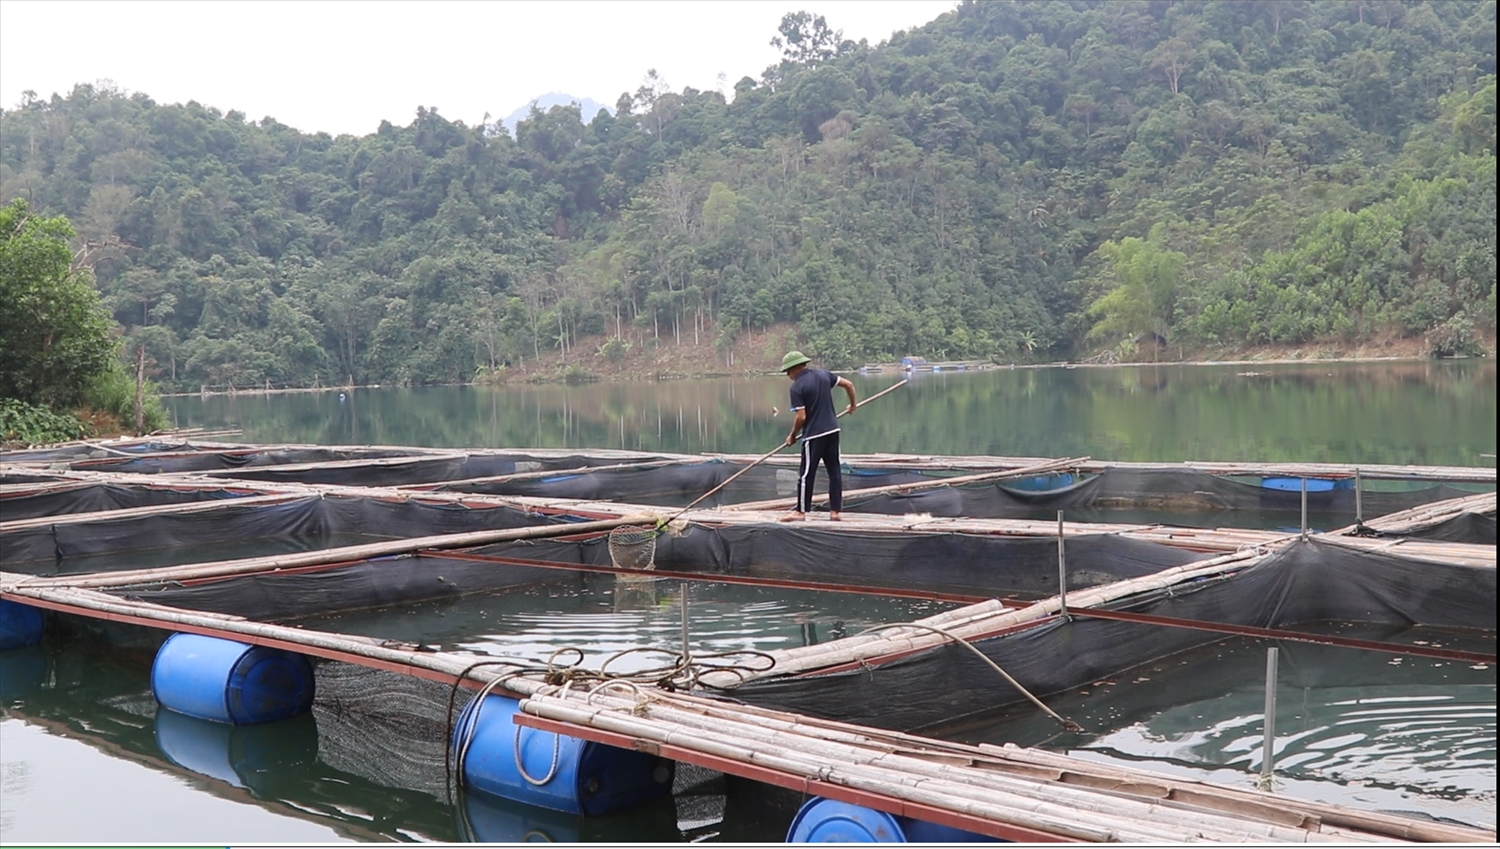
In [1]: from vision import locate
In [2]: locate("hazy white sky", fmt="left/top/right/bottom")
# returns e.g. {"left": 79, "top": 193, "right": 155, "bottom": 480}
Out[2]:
{"left": 0, "top": 0, "right": 957, "bottom": 136}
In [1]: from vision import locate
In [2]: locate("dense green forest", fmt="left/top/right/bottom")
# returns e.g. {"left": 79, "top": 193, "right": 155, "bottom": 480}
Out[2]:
{"left": 1, "top": 0, "right": 1494, "bottom": 392}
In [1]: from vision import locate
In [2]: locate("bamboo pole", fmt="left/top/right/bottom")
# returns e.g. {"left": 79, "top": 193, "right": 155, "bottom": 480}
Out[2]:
{"left": 723, "top": 457, "right": 1089, "bottom": 512}
{"left": 645, "top": 690, "right": 1326, "bottom": 831}
{"left": 983, "top": 744, "right": 1492, "bottom": 843}
{"left": 19, "top": 515, "right": 654, "bottom": 590}
{"left": 704, "top": 453, "right": 1496, "bottom": 484}
{"left": 521, "top": 693, "right": 1357, "bottom": 843}
{"left": 0, "top": 577, "right": 525, "bottom": 685}
{"left": 398, "top": 458, "right": 687, "bottom": 490}
{"left": 534, "top": 683, "right": 1498, "bottom": 842}
{"left": 0, "top": 492, "right": 309, "bottom": 532}
{"left": 191, "top": 452, "right": 469, "bottom": 476}
{"left": 699, "top": 547, "right": 1273, "bottom": 687}
{"left": 1336, "top": 491, "right": 1495, "bottom": 535}
{"left": 3, "top": 576, "right": 1488, "bottom": 843}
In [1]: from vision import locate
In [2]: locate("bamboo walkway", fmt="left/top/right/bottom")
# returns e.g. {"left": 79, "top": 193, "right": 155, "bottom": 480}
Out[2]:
{"left": 0, "top": 568, "right": 1489, "bottom": 843}
{"left": 1341, "top": 490, "right": 1497, "bottom": 535}
{"left": 5, "top": 464, "right": 1494, "bottom": 570}
{"left": 5, "top": 438, "right": 1494, "bottom": 483}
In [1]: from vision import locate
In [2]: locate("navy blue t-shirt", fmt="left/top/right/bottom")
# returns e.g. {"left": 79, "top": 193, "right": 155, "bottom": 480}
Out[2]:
{"left": 789, "top": 367, "right": 840, "bottom": 440}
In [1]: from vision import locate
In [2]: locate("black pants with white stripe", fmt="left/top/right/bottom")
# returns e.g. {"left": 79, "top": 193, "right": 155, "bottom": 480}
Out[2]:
{"left": 796, "top": 431, "right": 842, "bottom": 513}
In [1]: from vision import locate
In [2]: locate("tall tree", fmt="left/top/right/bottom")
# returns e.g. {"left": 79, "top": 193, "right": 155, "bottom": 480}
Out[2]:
{"left": 0, "top": 199, "right": 116, "bottom": 407}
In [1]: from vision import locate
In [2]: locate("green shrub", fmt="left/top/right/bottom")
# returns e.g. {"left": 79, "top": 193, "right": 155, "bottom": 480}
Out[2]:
{"left": 83, "top": 359, "right": 169, "bottom": 433}
{"left": 1425, "top": 311, "right": 1486, "bottom": 358}
{"left": 0, "top": 398, "right": 87, "bottom": 446}
{"left": 560, "top": 364, "right": 596, "bottom": 384}
{"left": 596, "top": 337, "right": 631, "bottom": 362}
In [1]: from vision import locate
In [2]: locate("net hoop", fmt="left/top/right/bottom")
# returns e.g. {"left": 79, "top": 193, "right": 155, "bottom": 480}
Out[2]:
{"left": 608, "top": 525, "right": 659, "bottom": 571}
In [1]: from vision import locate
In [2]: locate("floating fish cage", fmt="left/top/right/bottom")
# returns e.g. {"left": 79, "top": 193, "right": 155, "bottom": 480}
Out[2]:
{"left": 7, "top": 443, "right": 1492, "bottom": 530}
{"left": 1, "top": 441, "right": 1494, "bottom": 840}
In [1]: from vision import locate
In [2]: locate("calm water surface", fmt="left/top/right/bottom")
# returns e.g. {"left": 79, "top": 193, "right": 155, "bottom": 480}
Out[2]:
{"left": 3, "top": 361, "right": 1495, "bottom": 842}
{"left": 167, "top": 360, "right": 1496, "bottom": 465}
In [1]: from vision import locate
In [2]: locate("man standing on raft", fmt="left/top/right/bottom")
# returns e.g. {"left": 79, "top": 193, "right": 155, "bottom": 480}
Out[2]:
{"left": 779, "top": 351, "right": 858, "bottom": 521}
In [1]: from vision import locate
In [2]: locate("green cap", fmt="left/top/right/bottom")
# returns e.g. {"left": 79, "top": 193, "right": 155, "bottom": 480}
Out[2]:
{"left": 780, "top": 350, "right": 812, "bottom": 372}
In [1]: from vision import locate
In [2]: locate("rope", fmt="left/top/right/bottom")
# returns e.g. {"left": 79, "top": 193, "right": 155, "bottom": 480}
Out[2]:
{"left": 442, "top": 645, "right": 778, "bottom": 798}
{"left": 515, "top": 679, "right": 568, "bottom": 786}
{"left": 856, "top": 621, "right": 1082, "bottom": 732}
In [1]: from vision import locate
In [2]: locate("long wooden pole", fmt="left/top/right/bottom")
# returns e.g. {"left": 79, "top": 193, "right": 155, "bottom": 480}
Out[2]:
{"left": 670, "top": 441, "right": 786, "bottom": 517}
{"left": 20, "top": 515, "right": 650, "bottom": 590}
{"left": 665, "top": 379, "right": 911, "bottom": 521}
{"left": 724, "top": 456, "right": 1087, "bottom": 512}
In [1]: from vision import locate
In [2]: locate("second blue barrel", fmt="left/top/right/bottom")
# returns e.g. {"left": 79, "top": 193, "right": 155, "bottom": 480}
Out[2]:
{"left": 0, "top": 599, "right": 44, "bottom": 650}
{"left": 151, "top": 633, "right": 315, "bottom": 725}
{"left": 454, "top": 692, "right": 674, "bottom": 815}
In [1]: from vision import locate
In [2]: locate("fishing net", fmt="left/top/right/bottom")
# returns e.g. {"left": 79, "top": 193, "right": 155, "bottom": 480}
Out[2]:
{"left": 608, "top": 524, "right": 660, "bottom": 570}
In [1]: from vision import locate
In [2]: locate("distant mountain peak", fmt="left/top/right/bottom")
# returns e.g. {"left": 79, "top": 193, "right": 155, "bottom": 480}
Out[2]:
{"left": 500, "top": 93, "right": 607, "bottom": 132}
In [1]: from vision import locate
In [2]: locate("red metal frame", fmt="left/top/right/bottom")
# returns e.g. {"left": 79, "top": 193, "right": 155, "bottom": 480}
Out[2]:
{"left": 1071, "top": 608, "right": 1497, "bottom": 663}
{"left": 797, "top": 615, "right": 1063, "bottom": 676}
{"left": 512, "top": 712, "right": 1073, "bottom": 842}
{"left": 428, "top": 549, "right": 1001, "bottom": 604}
{"left": 1, "top": 591, "right": 502, "bottom": 692}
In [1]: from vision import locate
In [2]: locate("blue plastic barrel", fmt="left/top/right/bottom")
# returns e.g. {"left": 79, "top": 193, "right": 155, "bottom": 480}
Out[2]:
{"left": 0, "top": 599, "right": 44, "bottom": 650}
{"left": 1003, "top": 473, "right": 1076, "bottom": 492}
{"left": 787, "top": 798, "right": 1002, "bottom": 843}
{"left": 151, "top": 633, "right": 314, "bottom": 725}
{"left": 454, "top": 693, "right": 674, "bottom": 815}
{"left": 1261, "top": 477, "right": 1350, "bottom": 493}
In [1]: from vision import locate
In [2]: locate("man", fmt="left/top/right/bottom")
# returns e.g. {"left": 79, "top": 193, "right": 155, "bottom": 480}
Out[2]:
{"left": 779, "top": 350, "right": 858, "bottom": 521}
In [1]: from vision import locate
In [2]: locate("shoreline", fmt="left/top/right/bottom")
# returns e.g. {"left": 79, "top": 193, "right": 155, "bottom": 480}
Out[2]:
{"left": 158, "top": 353, "right": 1489, "bottom": 398}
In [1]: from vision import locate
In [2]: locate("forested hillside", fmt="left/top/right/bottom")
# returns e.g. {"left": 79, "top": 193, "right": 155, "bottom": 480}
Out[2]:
{"left": 1, "top": 0, "right": 1494, "bottom": 391}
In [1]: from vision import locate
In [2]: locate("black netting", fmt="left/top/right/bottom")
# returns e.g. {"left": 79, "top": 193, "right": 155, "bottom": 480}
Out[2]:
{"left": 125, "top": 553, "right": 590, "bottom": 620}
{"left": 66, "top": 450, "right": 687, "bottom": 485}
{"left": 844, "top": 467, "right": 1488, "bottom": 521}
{"left": 648, "top": 524, "right": 1208, "bottom": 598}
{"left": 728, "top": 538, "right": 1497, "bottom": 732}
{"left": 313, "top": 661, "right": 471, "bottom": 799}
{"left": 117, "top": 521, "right": 1208, "bottom": 621}
{"left": 436, "top": 460, "right": 737, "bottom": 504}
{"left": 65, "top": 446, "right": 420, "bottom": 474}
{"left": 0, "top": 471, "right": 69, "bottom": 484}
{"left": 0, "top": 482, "right": 252, "bottom": 522}
{"left": 1, "top": 495, "right": 571, "bottom": 570}
{"left": 1362, "top": 511, "right": 1497, "bottom": 545}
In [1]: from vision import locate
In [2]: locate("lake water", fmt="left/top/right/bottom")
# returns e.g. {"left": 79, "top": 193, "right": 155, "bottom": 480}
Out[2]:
{"left": 3, "top": 360, "right": 1495, "bottom": 843}
{"left": 165, "top": 360, "right": 1495, "bottom": 465}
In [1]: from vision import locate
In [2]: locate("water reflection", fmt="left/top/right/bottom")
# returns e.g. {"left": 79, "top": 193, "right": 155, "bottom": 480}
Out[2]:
{"left": 154, "top": 709, "right": 318, "bottom": 792}
{"left": 169, "top": 361, "right": 1496, "bottom": 466}
{"left": 0, "top": 638, "right": 801, "bottom": 842}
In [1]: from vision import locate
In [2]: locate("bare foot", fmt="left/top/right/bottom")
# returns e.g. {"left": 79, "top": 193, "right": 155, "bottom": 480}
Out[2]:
{"left": 829, "top": 512, "right": 842, "bottom": 521}
{"left": 779, "top": 512, "right": 805, "bottom": 523}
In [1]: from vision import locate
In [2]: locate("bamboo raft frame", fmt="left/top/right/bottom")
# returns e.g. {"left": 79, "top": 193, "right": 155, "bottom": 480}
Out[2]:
{"left": 1, "top": 443, "right": 1494, "bottom": 841}
{"left": 6, "top": 438, "right": 1494, "bottom": 483}
{"left": 0, "top": 569, "right": 1490, "bottom": 843}
{"left": 4, "top": 468, "right": 1494, "bottom": 570}
{"left": 1342, "top": 491, "right": 1497, "bottom": 535}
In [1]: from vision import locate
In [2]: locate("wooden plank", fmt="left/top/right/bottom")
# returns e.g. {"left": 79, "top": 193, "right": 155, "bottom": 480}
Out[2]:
{"left": 723, "top": 457, "right": 1089, "bottom": 512}
{"left": 14, "top": 515, "right": 654, "bottom": 589}
{"left": 0, "top": 492, "right": 307, "bottom": 531}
